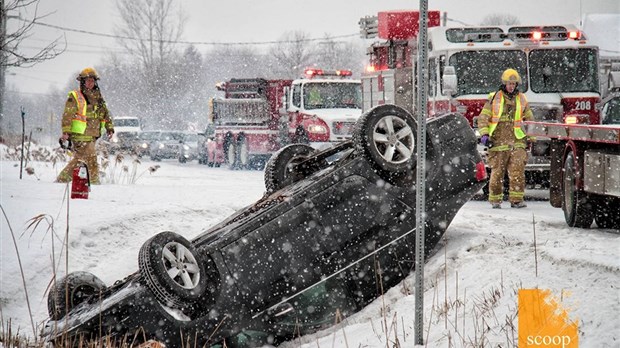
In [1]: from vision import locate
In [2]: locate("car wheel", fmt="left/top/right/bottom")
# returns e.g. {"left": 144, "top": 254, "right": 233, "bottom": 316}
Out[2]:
{"left": 562, "top": 151, "right": 594, "bottom": 228}
{"left": 237, "top": 136, "right": 250, "bottom": 169}
{"left": 179, "top": 156, "right": 187, "bottom": 163}
{"left": 47, "top": 271, "right": 106, "bottom": 320}
{"left": 139, "top": 231, "right": 208, "bottom": 310}
{"left": 264, "top": 144, "right": 318, "bottom": 193}
{"left": 224, "top": 140, "right": 237, "bottom": 170}
{"left": 353, "top": 105, "right": 417, "bottom": 176}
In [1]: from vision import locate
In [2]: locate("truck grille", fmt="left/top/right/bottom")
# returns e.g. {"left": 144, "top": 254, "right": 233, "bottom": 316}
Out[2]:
{"left": 530, "top": 104, "right": 563, "bottom": 122}
{"left": 332, "top": 121, "right": 356, "bottom": 135}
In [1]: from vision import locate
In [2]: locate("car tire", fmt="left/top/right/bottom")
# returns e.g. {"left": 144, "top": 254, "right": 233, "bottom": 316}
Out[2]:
{"left": 47, "top": 271, "right": 106, "bottom": 320}
{"left": 264, "top": 144, "right": 317, "bottom": 193}
{"left": 353, "top": 105, "right": 417, "bottom": 177}
{"left": 562, "top": 151, "right": 594, "bottom": 228}
{"left": 237, "top": 135, "right": 250, "bottom": 169}
{"left": 139, "top": 231, "right": 208, "bottom": 310}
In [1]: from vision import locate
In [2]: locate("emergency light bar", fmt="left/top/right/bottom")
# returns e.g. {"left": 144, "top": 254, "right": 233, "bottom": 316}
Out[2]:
{"left": 304, "top": 68, "right": 353, "bottom": 78}
{"left": 446, "top": 26, "right": 583, "bottom": 43}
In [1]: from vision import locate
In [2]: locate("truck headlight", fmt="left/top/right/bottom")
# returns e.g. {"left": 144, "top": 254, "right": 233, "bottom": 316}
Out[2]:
{"left": 307, "top": 124, "right": 327, "bottom": 134}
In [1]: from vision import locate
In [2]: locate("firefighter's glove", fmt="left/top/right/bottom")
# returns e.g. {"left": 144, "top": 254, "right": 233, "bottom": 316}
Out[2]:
{"left": 480, "top": 135, "right": 490, "bottom": 146}
{"left": 59, "top": 137, "right": 72, "bottom": 150}
{"left": 526, "top": 137, "right": 534, "bottom": 151}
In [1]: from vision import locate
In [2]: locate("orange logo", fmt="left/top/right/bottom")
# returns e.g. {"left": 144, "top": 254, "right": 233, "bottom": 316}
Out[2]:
{"left": 519, "top": 289, "right": 578, "bottom": 347}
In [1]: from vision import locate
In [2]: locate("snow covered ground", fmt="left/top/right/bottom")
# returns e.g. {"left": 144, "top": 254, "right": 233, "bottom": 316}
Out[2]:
{"left": 1, "top": 150, "right": 619, "bottom": 347}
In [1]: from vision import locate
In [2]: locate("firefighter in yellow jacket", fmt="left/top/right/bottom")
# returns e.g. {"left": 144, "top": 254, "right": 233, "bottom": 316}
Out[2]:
{"left": 478, "top": 69, "right": 534, "bottom": 209}
{"left": 56, "top": 67, "right": 114, "bottom": 184}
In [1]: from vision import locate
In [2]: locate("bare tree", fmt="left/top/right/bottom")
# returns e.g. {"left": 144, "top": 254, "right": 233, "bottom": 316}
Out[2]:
{"left": 114, "top": 0, "right": 185, "bottom": 72}
{"left": 480, "top": 13, "right": 521, "bottom": 26}
{"left": 269, "top": 31, "right": 317, "bottom": 79}
{"left": 113, "top": 0, "right": 188, "bottom": 128}
{"left": 314, "top": 34, "right": 365, "bottom": 73}
{"left": 1, "top": 0, "right": 63, "bottom": 140}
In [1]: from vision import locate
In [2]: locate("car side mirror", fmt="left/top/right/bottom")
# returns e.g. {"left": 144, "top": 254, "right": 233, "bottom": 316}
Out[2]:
{"left": 442, "top": 66, "right": 458, "bottom": 96}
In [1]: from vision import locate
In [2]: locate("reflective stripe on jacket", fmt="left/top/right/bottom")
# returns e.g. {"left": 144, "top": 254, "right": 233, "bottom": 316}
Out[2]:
{"left": 487, "top": 91, "right": 528, "bottom": 139}
{"left": 69, "top": 90, "right": 88, "bottom": 134}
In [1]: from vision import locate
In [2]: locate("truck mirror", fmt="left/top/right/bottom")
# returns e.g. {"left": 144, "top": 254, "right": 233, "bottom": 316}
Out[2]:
{"left": 472, "top": 116, "right": 479, "bottom": 129}
{"left": 442, "top": 66, "right": 458, "bottom": 96}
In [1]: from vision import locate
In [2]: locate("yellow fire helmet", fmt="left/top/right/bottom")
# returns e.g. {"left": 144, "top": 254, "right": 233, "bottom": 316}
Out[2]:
{"left": 77, "top": 67, "right": 100, "bottom": 81}
{"left": 501, "top": 68, "right": 521, "bottom": 84}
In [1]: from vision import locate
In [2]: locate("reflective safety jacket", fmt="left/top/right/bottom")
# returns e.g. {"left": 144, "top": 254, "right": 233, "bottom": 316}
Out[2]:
{"left": 478, "top": 91, "right": 534, "bottom": 151}
{"left": 61, "top": 89, "right": 113, "bottom": 142}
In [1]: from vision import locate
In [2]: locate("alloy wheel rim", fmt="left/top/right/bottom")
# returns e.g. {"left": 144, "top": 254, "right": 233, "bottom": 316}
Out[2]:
{"left": 372, "top": 115, "right": 415, "bottom": 164}
{"left": 161, "top": 242, "right": 200, "bottom": 289}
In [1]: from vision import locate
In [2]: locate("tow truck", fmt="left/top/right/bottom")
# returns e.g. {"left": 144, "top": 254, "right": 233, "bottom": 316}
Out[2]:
{"left": 525, "top": 99, "right": 620, "bottom": 228}
{"left": 359, "top": 10, "right": 602, "bottom": 190}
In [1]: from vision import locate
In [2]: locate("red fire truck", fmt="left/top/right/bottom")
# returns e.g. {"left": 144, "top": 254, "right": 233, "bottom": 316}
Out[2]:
{"left": 201, "top": 70, "right": 362, "bottom": 169}
{"left": 287, "top": 69, "right": 362, "bottom": 149}
{"left": 359, "top": 10, "right": 602, "bottom": 188}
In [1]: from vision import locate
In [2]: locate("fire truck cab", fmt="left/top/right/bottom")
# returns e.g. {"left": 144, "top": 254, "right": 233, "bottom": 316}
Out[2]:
{"left": 360, "top": 10, "right": 601, "bottom": 189}
{"left": 286, "top": 68, "right": 363, "bottom": 150}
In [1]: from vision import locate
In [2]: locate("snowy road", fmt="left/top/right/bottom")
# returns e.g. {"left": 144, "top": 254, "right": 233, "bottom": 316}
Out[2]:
{"left": 1, "top": 156, "right": 618, "bottom": 347}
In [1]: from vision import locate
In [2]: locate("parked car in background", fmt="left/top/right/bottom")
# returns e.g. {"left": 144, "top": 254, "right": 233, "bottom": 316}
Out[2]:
{"left": 134, "top": 130, "right": 161, "bottom": 158}
{"left": 149, "top": 131, "right": 185, "bottom": 161}
{"left": 108, "top": 116, "right": 142, "bottom": 154}
{"left": 179, "top": 133, "right": 201, "bottom": 163}
{"left": 42, "top": 108, "right": 486, "bottom": 348}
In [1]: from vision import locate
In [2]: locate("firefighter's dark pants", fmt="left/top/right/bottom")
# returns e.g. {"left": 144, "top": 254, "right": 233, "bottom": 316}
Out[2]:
{"left": 487, "top": 148, "right": 527, "bottom": 204}
{"left": 56, "top": 141, "right": 99, "bottom": 184}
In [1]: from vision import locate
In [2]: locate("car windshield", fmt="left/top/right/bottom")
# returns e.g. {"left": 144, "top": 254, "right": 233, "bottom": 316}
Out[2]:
{"left": 116, "top": 132, "right": 139, "bottom": 140}
{"left": 302, "top": 82, "right": 362, "bottom": 110}
{"left": 115, "top": 118, "right": 140, "bottom": 127}
{"left": 139, "top": 132, "right": 160, "bottom": 140}
{"left": 183, "top": 134, "right": 199, "bottom": 143}
{"left": 449, "top": 50, "right": 528, "bottom": 95}
{"left": 529, "top": 48, "right": 599, "bottom": 93}
{"left": 160, "top": 132, "right": 184, "bottom": 141}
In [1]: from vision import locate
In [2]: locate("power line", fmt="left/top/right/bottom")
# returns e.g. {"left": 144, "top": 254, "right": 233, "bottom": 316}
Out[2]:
{"left": 18, "top": 45, "right": 128, "bottom": 55}
{"left": 26, "top": 19, "right": 359, "bottom": 46}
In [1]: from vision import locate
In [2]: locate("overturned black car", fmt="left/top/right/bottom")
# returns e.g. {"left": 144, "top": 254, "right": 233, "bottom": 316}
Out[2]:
{"left": 42, "top": 106, "right": 486, "bottom": 347}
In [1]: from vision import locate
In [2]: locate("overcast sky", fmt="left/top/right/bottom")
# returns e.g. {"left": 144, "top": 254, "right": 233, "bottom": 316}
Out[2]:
{"left": 5, "top": 0, "right": 619, "bottom": 96}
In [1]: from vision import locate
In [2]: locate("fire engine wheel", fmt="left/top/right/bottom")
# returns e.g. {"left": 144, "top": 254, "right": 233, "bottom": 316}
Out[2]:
{"left": 47, "top": 271, "right": 106, "bottom": 320}
{"left": 264, "top": 144, "right": 320, "bottom": 193}
{"left": 562, "top": 151, "right": 594, "bottom": 228}
{"left": 224, "top": 140, "right": 237, "bottom": 170}
{"left": 353, "top": 105, "right": 417, "bottom": 178}
{"left": 237, "top": 136, "right": 250, "bottom": 169}
{"left": 139, "top": 231, "right": 209, "bottom": 310}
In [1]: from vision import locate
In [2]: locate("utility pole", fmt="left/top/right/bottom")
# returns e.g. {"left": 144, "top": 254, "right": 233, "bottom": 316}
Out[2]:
{"left": 0, "top": 0, "right": 19, "bottom": 139}
{"left": 414, "top": 0, "right": 429, "bottom": 345}
{"left": 1, "top": 0, "right": 7, "bottom": 138}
